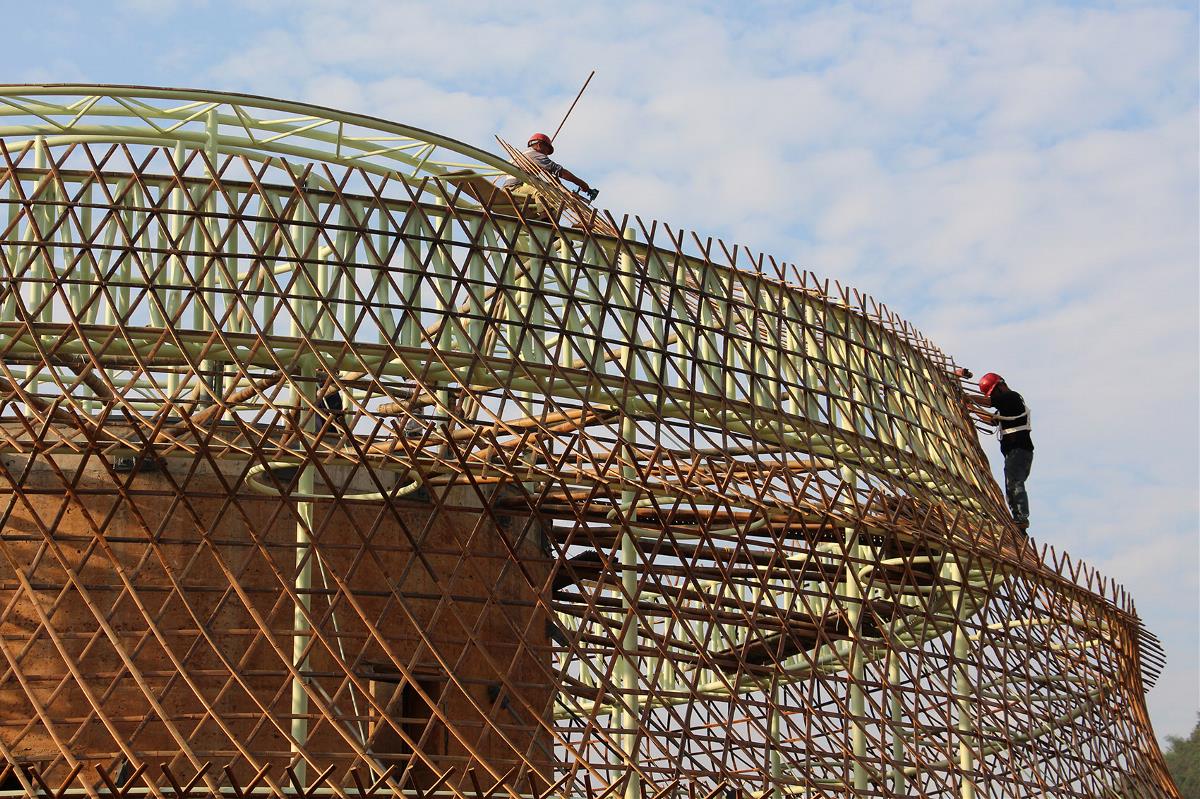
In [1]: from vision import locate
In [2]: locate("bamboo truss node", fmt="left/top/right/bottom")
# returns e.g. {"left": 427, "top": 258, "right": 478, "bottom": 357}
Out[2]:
{"left": 0, "top": 85, "right": 1179, "bottom": 798}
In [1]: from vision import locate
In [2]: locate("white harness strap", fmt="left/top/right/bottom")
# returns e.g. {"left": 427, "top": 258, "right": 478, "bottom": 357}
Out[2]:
{"left": 996, "top": 404, "right": 1032, "bottom": 438}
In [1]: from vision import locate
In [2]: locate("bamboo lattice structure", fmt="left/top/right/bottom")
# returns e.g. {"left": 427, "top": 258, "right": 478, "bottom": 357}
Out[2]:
{"left": 0, "top": 85, "right": 1179, "bottom": 798}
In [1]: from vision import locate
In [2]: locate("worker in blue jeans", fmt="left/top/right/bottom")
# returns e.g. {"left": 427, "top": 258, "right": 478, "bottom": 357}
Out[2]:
{"left": 977, "top": 372, "right": 1034, "bottom": 531}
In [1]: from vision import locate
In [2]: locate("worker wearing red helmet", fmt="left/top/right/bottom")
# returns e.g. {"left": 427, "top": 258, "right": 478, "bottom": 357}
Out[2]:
{"left": 977, "top": 372, "right": 1034, "bottom": 531}
{"left": 501, "top": 133, "right": 594, "bottom": 210}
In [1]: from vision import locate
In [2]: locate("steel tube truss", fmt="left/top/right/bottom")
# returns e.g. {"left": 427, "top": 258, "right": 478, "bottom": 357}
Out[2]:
{"left": 0, "top": 85, "right": 1179, "bottom": 798}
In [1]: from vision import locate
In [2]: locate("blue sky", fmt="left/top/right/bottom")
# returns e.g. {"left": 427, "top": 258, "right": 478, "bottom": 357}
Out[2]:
{"left": 4, "top": 0, "right": 1197, "bottom": 741}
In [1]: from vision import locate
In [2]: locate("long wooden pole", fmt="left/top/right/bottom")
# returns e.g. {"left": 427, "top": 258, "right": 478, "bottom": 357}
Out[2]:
{"left": 551, "top": 69, "right": 595, "bottom": 143}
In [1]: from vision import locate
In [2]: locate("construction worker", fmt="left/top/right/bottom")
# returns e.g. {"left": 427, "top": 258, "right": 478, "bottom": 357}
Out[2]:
{"left": 502, "top": 133, "right": 595, "bottom": 215}
{"left": 978, "top": 372, "right": 1034, "bottom": 530}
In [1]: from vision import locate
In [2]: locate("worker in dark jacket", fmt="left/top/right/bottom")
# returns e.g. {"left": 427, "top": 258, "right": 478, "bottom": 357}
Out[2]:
{"left": 978, "top": 372, "right": 1033, "bottom": 530}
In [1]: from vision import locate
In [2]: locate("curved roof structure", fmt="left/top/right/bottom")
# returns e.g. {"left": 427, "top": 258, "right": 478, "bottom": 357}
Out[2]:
{"left": 0, "top": 85, "right": 1179, "bottom": 798}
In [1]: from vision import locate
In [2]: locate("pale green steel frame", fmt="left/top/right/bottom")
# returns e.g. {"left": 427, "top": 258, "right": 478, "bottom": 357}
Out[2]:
{"left": 0, "top": 85, "right": 1172, "bottom": 798}
{"left": 0, "top": 84, "right": 522, "bottom": 183}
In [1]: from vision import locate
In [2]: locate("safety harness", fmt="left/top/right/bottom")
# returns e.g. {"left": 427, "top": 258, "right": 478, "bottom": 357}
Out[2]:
{"left": 995, "top": 403, "right": 1032, "bottom": 439}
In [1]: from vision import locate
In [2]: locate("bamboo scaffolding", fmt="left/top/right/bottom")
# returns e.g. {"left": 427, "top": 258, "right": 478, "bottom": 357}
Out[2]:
{"left": 0, "top": 85, "right": 1178, "bottom": 799}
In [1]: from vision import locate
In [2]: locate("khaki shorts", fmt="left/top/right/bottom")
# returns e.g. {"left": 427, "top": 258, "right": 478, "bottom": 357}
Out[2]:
{"left": 507, "top": 182, "right": 558, "bottom": 221}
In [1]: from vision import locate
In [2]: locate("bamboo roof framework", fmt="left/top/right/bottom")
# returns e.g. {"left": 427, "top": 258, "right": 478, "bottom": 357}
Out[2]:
{"left": 0, "top": 85, "right": 1179, "bottom": 798}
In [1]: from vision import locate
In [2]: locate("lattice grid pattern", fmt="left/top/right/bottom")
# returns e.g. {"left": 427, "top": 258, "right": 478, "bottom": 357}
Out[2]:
{"left": 0, "top": 86, "right": 1178, "bottom": 799}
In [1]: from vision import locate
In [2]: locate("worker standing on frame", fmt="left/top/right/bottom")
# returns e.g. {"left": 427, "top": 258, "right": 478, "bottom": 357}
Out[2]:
{"left": 978, "top": 372, "right": 1034, "bottom": 531}
{"left": 502, "top": 133, "right": 595, "bottom": 216}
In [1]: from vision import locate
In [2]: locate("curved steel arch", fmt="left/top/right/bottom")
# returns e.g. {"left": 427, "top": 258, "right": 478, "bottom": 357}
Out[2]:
{"left": 0, "top": 85, "right": 1178, "bottom": 799}
{"left": 0, "top": 83, "right": 521, "bottom": 183}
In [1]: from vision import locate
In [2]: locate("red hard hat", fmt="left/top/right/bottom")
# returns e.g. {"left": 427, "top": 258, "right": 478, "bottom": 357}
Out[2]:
{"left": 527, "top": 132, "right": 554, "bottom": 154}
{"left": 978, "top": 372, "right": 1004, "bottom": 397}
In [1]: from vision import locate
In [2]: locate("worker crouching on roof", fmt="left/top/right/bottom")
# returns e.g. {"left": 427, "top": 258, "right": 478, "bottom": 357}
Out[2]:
{"left": 502, "top": 133, "right": 594, "bottom": 216}
{"left": 978, "top": 372, "right": 1034, "bottom": 531}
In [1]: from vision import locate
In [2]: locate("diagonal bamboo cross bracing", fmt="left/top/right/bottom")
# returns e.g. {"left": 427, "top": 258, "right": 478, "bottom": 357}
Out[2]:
{"left": 0, "top": 85, "right": 1179, "bottom": 798}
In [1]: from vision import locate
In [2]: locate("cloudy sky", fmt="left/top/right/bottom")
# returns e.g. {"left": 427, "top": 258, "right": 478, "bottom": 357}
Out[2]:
{"left": 5, "top": 0, "right": 1197, "bottom": 741}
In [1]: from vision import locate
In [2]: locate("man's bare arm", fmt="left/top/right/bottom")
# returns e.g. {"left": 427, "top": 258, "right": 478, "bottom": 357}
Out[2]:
{"left": 558, "top": 168, "right": 590, "bottom": 192}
